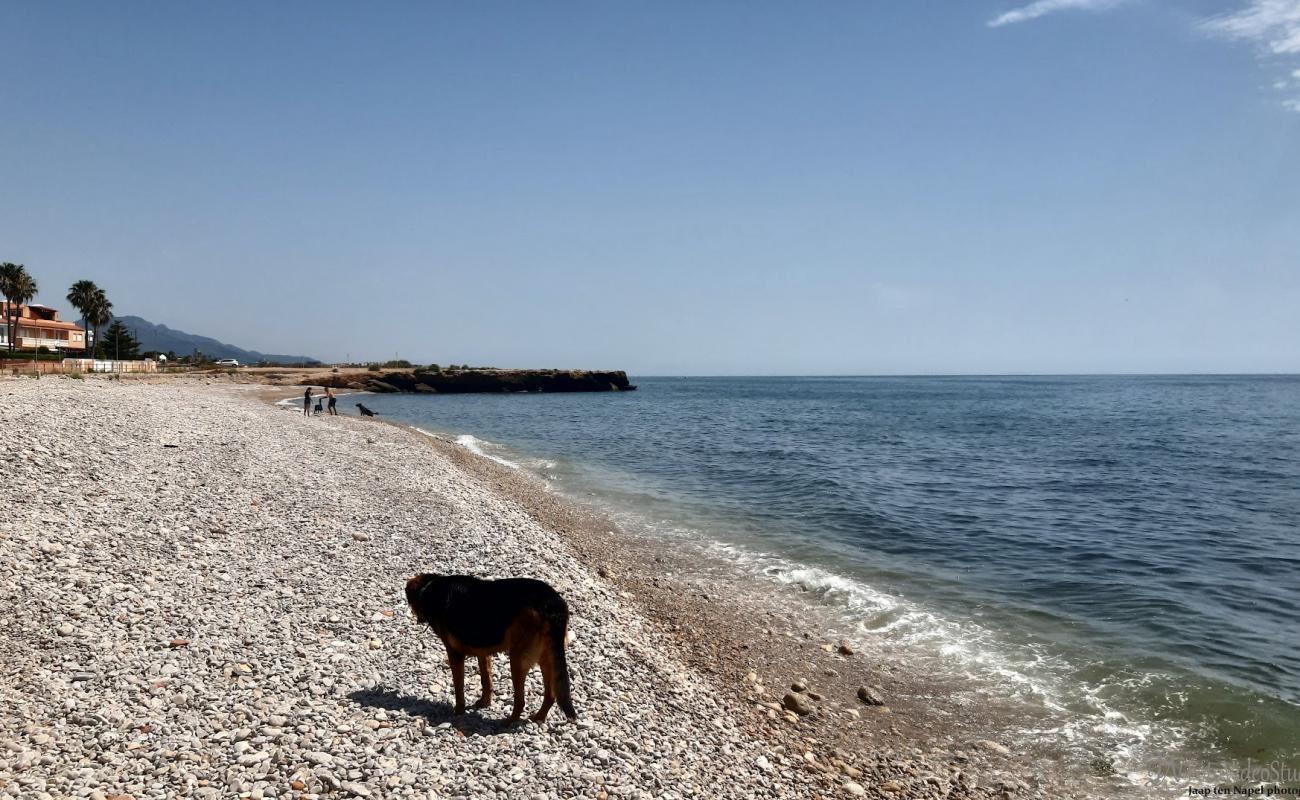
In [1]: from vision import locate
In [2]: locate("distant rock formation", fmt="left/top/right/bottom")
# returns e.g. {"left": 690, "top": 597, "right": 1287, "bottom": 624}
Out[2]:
{"left": 310, "top": 368, "right": 636, "bottom": 394}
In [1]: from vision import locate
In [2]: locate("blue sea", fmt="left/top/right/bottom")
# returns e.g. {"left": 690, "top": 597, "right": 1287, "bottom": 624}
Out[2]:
{"left": 361, "top": 375, "right": 1300, "bottom": 784}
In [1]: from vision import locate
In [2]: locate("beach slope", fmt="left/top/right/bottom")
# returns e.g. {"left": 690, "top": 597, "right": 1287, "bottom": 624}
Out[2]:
{"left": 0, "top": 379, "right": 816, "bottom": 799}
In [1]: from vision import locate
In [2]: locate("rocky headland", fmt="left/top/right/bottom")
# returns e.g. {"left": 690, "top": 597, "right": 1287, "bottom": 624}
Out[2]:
{"left": 309, "top": 369, "right": 636, "bottom": 395}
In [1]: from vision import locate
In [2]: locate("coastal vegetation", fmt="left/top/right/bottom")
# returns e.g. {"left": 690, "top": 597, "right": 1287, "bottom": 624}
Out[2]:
{"left": 66, "top": 280, "right": 113, "bottom": 359}
{"left": 0, "top": 262, "right": 38, "bottom": 354}
{"left": 97, "top": 319, "right": 141, "bottom": 360}
{"left": 0, "top": 261, "right": 119, "bottom": 359}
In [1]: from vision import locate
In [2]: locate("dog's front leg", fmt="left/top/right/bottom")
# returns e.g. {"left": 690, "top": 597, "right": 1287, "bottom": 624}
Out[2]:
{"left": 448, "top": 650, "right": 467, "bottom": 714}
{"left": 473, "top": 655, "right": 493, "bottom": 709}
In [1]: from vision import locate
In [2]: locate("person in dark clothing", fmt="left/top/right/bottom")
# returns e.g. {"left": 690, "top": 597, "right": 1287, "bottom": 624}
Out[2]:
{"left": 303, "top": 387, "right": 313, "bottom": 417}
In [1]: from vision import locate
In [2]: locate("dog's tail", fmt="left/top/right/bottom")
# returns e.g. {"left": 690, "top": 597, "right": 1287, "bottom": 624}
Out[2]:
{"left": 542, "top": 598, "right": 577, "bottom": 720}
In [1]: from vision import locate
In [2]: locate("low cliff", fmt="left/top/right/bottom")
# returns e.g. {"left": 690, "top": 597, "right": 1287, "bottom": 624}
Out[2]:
{"left": 309, "top": 368, "right": 636, "bottom": 394}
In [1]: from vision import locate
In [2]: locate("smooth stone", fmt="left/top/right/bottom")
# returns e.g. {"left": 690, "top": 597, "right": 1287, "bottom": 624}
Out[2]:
{"left": 782, "top": 692, "right": 814, "bottom": 716}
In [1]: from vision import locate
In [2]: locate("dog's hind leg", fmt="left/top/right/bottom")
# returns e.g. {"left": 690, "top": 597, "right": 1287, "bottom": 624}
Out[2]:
{"left": 530, "top": 644, "right": 556, "bottom": 723}
{"left": 448, "top": 650, "right": 467, "bottom": 715}
{"left": 473, "top": 655, "right": 493, "bottom": 709}
{"left": 506, "top": 652, "right": 535, "bottom": 724}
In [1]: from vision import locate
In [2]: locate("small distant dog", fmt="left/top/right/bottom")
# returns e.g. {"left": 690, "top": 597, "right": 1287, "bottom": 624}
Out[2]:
{"left": 405, "top": 573, "right": 577, "bottom": 723}
{"left": 356, "top": 403, "right": 376, "bottom": 417}
{"left": 313, "top": 400, "right": 323, "bottom": 415}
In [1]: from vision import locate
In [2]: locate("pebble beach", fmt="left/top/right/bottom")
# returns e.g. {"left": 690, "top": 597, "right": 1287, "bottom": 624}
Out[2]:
{"left": 1, "top": 377, "right": 1100, "bottom": 799}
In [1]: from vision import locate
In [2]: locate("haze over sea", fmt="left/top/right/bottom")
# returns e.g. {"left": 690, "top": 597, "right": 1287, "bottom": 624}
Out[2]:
{"left": 363, "top": 375, "right": 1300, "bottom": 782}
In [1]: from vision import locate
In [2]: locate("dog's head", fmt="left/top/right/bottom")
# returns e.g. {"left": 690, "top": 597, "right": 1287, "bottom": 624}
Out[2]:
{"left": 405, "top": 573, "right": 437, "bottom": 623}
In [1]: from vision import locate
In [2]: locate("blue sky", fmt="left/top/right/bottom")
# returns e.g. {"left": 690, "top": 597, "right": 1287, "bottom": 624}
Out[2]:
{"left": 1, "top": 1, "right": 1297, "bottom": 374}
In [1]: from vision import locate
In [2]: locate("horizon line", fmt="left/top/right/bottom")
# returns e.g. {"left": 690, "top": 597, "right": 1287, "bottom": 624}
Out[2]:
{"left": 624, "top": 371, "right": 1300, "bottom": 378}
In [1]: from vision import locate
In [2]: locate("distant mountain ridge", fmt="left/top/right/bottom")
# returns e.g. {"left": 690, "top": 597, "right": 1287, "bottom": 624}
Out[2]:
{"left": 115, "top": 315, "right": 319, "bottom": 365}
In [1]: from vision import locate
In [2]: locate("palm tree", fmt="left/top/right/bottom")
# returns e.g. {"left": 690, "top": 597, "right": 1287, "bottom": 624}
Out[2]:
{"left": 0, "top": 262, "right": 23, "bottom": 354}
{"left": 0, "top": 264, "right": 37, "bottom": 354}
{"left": 66, "top": 280, "right": 100, "bottom": 357}
{"left": 86, "top": 289, "right": 113, "bottom": 360}
{"left": 13, "top": 271, "right": 37, "bottom": 353}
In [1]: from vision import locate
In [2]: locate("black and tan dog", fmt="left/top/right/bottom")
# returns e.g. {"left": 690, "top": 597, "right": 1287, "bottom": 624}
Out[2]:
{"left": 405, "top": 573, "right": 577, "bottom": 723}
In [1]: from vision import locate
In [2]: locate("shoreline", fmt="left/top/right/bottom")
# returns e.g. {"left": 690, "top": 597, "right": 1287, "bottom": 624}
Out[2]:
{"left": 7, "top": 377, "right": 836, "bottom": 799}
{"left": 375, "top": 415, "right": 1145, "bottom": 800}
{"left": 3, "top": 376, "right": 1144, "bottom": 798}
{"left": 257, "top": 383, "right": 1149, "bottom": 799}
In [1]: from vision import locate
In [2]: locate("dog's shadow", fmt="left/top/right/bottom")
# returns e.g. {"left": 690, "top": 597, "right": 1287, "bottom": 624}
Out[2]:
{"left": 346, "top": 688, "right": 514, "bottom": 737}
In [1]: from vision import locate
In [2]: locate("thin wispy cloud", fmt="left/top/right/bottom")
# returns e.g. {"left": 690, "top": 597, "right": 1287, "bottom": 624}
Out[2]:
{"left": 1202, "top": 0, "right": 1300, "bottom": 54}
{"left": 1202, "top": 0, "right": 1300, "bottom": 111}
{"left": 987, "top": 0, "right": 1125, "bottom": 28}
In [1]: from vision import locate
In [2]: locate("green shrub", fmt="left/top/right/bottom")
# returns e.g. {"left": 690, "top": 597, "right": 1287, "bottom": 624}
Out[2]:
{"left": 10, "top": 351, "right": 66, "bottom": 362}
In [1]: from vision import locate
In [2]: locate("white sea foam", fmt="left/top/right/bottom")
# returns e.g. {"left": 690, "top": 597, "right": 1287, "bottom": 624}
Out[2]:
{"left": 453, "top": 433, "right": 521, "bottom": 469}
{"left": 409, "top": 426, "right": 556, "bottom": 473}
{"left": 535, "top": 494, "right": 1193, "bottom": 784}
{"left": 687, "top": 537, "right": 1192, "bottom": 786}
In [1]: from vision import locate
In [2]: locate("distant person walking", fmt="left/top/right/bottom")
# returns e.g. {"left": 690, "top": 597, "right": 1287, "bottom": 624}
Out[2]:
{"left": 326, "top": 387, "right": 338, "bottom": 416}
{"left": 303, "top": 387, "right": 313, "bottom": 417}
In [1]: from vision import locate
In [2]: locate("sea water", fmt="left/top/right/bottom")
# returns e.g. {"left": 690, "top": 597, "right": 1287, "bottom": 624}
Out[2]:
{"left": 362, "top": 375, "right": 1300, "bottom": 785}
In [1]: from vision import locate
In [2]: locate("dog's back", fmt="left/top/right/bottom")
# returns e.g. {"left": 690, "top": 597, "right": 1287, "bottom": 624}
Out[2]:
{"left": 407, "top": 573, "right": 576, "bottom": 721}
{"left": 411, "top": 576, "right": 561, "bottom": 646}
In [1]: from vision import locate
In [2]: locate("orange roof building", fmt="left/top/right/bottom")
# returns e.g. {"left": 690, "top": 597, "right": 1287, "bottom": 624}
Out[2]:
{"left": 0, "top": 303, "right": 88, "bottom": 352}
